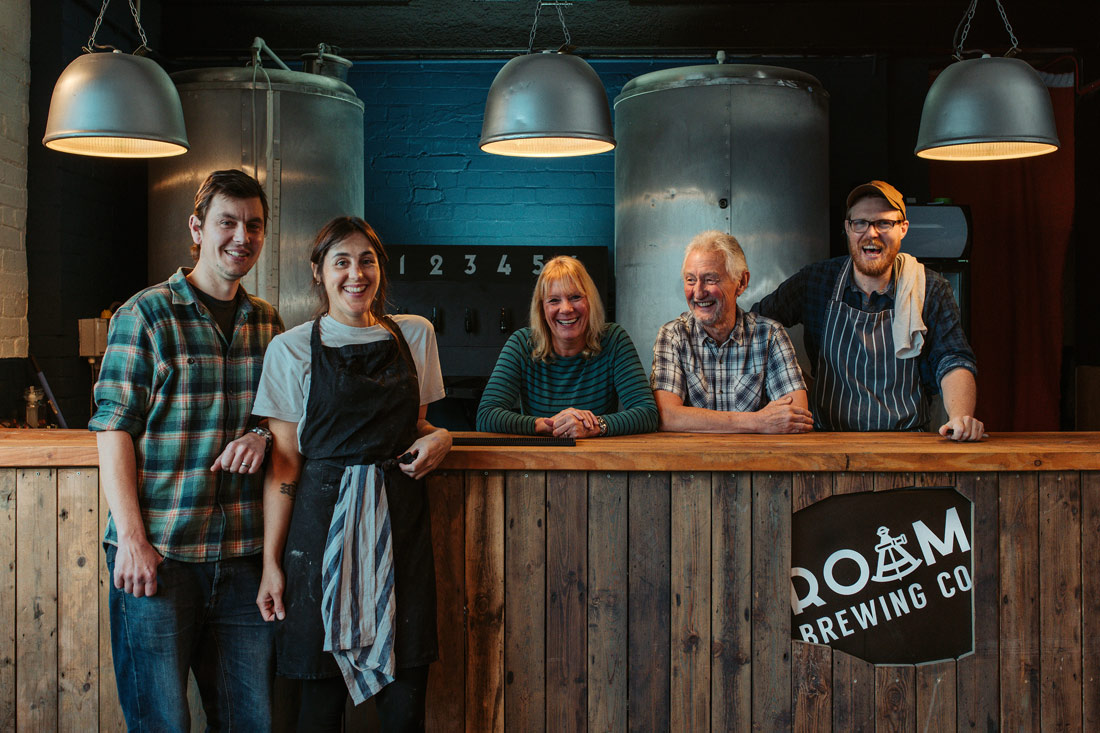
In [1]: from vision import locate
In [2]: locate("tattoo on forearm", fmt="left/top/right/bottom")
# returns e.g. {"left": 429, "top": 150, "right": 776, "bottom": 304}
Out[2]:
{"left": 279, "top": 482, "right": 297, "bottom": 500}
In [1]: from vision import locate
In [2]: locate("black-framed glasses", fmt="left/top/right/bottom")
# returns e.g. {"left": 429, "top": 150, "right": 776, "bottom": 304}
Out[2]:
{"left": 846, "top": 218, "right": 906, "bottom": 234}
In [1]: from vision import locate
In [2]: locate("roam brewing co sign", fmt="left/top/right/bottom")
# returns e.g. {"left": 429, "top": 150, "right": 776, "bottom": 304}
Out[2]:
{"left": 790, "top": 488, "right": 973, "bottom": 664}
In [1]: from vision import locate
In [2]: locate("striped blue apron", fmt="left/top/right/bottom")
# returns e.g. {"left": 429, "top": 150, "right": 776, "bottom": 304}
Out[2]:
{"left": 811, "top": 259, "right": 925, "bottom": 431}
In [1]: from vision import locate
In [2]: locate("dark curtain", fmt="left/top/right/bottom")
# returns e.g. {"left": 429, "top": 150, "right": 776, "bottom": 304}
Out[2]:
{"left": 928, "top": 85, "right": 1075, "bottom": 431}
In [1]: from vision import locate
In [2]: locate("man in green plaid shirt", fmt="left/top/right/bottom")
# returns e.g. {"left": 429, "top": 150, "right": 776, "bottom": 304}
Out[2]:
{"left": 90, "top": 170, "right": 284, "bottom": 731}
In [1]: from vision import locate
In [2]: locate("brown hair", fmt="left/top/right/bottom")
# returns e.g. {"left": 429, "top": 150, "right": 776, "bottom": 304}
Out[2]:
{"left": 528, "top": 256, "right": 606, "bottom": 361}
{"left": 190, "top": 170, "right": 269, "bottom": 261}
{"left": 309, "top": 216, "right": 390, "bottom": 324}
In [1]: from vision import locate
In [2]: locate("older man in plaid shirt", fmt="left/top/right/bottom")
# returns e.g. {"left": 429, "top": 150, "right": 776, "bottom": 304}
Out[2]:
{"left": 90, "top": 170, "right": 283, "bottom": 731}
{"left": 650, "top": 230, "right": 813, "bottom": 434}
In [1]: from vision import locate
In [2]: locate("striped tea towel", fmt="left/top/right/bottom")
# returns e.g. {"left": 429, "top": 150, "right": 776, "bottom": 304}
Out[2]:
{"left": 321, "top": 463, "right": 396, "bottom": 704}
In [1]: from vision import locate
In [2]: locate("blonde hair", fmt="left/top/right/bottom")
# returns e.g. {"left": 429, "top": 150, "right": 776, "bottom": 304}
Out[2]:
{"left": 528, "top": 256, "right": 607, "bottom": 362}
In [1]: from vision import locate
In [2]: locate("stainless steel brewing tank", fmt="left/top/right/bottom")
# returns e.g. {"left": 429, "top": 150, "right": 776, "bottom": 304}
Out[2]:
{"left": 148, "top": 67, "right": 365, "bottom": 328}
{"left": 614, "top": 63, "right": 829, "bottom": 371}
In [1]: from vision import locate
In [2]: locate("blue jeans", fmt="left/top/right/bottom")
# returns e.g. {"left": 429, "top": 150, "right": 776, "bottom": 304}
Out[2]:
{"left": 106, "top": 545, "right": 275, "bottom": 732}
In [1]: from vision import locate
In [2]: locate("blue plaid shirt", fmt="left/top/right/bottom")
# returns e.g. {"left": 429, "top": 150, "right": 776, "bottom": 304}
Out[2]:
{"left": 650, "top": 309, "right": 807, "bottom": 412}
{"left": 751, "top": 256, "right": 977, "bottom": 395}
{"left": 89, "top": 269, "right": 283, "bottom": 562}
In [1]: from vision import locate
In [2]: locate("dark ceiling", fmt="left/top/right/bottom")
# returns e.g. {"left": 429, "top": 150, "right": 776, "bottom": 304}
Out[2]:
{"left": 154, "top": 0, "right": 1098, "bottom": 79}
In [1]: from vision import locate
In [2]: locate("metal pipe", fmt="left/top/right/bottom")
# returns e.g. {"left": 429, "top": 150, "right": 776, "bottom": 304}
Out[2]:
{"left": 250, "top": 37, "right": 291, "bottom": 71}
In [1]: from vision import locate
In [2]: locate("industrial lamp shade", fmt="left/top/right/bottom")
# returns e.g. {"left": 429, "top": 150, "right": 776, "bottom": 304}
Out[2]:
{"left": 480, "top": 51, "right": 615, "bottom": 157}
{"left": 43, "top": 51, "right": 189, "bottom": 158}
{"left": 915, "top": 56, "right": 1059, "bottom": 161}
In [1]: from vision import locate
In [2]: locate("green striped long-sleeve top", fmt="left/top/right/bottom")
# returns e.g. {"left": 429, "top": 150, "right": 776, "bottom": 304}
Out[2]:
{"left": 476, "top": 323, "right": 658, "bottom": 436}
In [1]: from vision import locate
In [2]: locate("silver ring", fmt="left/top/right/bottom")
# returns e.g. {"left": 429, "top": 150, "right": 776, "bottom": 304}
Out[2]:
{"left": 241, "top": 463, "right": 250, "bottom": 469}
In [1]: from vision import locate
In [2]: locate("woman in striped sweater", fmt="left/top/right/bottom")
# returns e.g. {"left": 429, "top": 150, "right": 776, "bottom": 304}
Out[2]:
{"left": 476, "top": 256, "right": 658, "bottom": 437}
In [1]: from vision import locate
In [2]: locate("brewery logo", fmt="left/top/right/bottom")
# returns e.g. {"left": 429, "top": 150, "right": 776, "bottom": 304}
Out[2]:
{"left": 791, "top": 488, "right": 973, "bottom": 664}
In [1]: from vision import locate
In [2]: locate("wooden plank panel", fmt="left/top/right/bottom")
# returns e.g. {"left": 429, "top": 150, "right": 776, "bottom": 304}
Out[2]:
{"left": 670, "top": 471, "right": 710, "bottom": 732}
{"left": 627, "top": 471, "right": 669, "bottom": 733}
{"left": 0, "top": 470, "right": 14, "bottom": 732}
{"left": 999, "top": 472, "right": 1040, "bottom": 731}
{"left": 16, "top": 468, "right": 58, "bottom": 731}
{"left": 1084, "top": 472, "right": 1100, "bottom": 731}
{"left": 874, "top": 472, "right": 914, "bottom": 491}
{"left": 832, "top": 651, "right": 874, "bottom": 731}
{"left": 954, "top": 473, "right": 999, "bottom": 732}
{"left": 427, "top": 470, "right": 465, "bottom": 733}
{"left": 833, "top": 472, "right": 872, "bottom": 495}
{"left": 57, "top": 469, "right": 99, "bottom": 731}
{"left": 752, "top": 472, "right": 792, "bottom": 730}
{"left": 874, "top": 665, "right": 915, "bottom": 732}
{"left": 1038, "top": 471, "right": 1082, "bottom": 731}
{"left": 792, "top": 471, "right": 832, "bottom": 512}
{"left": 712, "top": 471, "right": 751, "bottom": 732}
{"left": 97, "top": 477, "right": 125, "bottom": 732}
{"left": 504, "top": 470, "right": 546, "bottom": 733}
{"left": 588, "top": 472, "right": 627, "bottom": 733}
{"left": 915, "top": 661, "right": 955, "bottom": 731}
{"left": 465, "top": 470, "right": 504, "bottom": 733}
{"left": 792, "top": 641, "right": 831, "bottom": 733}
{"left": 546, "top": 471, "right": 586, "bottom": 732}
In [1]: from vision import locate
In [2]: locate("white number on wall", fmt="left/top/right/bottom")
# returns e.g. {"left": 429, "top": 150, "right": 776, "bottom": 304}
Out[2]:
{"left": 464, "top": 254, "right": 477, "bottom": 275}
{"left": 430, "top": 254, "right": 443, "bottom": 275}
{"left": 497, "top": 255, "right": 512, "bottom": 275}
{"left": 399, "top": 254, "right": 405, "bottom": 275}
{"left": 532, "top": 254, "right": 545, "bottom": 275}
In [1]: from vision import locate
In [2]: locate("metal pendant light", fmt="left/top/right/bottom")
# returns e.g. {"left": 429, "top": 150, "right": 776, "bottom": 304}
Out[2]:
{"left": 43, "top": 0, "right": 188, "bottom": 158}
{"left": 915, "top": 0, "right": 1058, "bottom": 161}
{"left": 480, "top": 1, "right": 615, "bottom": 157}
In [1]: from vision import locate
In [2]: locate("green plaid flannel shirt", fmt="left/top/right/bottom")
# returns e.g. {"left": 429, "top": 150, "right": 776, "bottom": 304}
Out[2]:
{"left": 90, "top": 269, "right": 284, "bottom": 561}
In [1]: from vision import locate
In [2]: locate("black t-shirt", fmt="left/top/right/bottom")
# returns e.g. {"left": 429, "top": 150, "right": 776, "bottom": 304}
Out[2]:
{"left": 193, "top": 287, "right": 239, "bottom": 343}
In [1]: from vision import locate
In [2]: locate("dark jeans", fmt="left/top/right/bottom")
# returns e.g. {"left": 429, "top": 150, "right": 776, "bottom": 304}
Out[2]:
{"left": 106, "top": 545, "right": 275, "bottom": 732}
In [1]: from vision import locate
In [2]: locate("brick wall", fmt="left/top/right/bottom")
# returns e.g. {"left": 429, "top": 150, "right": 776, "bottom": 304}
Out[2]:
{"left": 350, "top": 59, "right": 689, "bottom": 249}
{"left": 0, "top": 0, "right": 30, "bottom": 360}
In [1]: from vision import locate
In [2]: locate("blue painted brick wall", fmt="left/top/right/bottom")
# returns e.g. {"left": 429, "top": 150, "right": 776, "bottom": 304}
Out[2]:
{"left": 347, "top": 58, "right": 695, "bottom": 249}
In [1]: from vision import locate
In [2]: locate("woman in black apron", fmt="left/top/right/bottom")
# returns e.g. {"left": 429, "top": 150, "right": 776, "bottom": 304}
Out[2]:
{"left": 252, "top": 217, "right": 451, "bottom": 732}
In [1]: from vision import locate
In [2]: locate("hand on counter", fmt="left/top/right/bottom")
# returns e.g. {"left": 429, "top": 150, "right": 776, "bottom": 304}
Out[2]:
{"left": 939, "top": 415, "right": 987, "bottom": 442}
{"left": 755, "top": 395, "right": 815, "bottom": 434}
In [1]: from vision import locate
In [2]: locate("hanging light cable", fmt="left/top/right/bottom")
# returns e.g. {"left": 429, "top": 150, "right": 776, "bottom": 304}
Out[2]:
{"left": 480, "top": 1, "right": 615, "bottom": 157}
{"left": 43, "top": 0, "right": 188, "bottom": 158}
{"left": 914, "top": 0, "right": 1059, "bottom": 161}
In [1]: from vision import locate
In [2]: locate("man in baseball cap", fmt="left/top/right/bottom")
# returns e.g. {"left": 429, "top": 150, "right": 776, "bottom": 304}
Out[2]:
{"left": 752, "top": 180, "right": 984, "bottom": 440}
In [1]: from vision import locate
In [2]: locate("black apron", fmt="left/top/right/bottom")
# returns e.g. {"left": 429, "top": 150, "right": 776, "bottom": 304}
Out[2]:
{"left": 276, "top": 316, "right": 438, "bottom": 679}
{"left": 811, "top": 258, "right": 926, "bottom": 432}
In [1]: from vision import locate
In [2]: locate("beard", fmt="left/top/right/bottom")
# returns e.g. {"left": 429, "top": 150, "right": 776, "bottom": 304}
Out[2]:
{"left": 848, "top": 239, "right": 899, "bottom": 279}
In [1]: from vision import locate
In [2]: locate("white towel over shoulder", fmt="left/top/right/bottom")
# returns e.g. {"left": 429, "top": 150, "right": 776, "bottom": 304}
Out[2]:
{"left": 892, "top": 252, "right": 926, "bottom": 359}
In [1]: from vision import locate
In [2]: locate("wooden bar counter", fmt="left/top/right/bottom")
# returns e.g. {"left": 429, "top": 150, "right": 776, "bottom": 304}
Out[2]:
{"left": 1, "top": 429, "right": 1097, "bottom": 731}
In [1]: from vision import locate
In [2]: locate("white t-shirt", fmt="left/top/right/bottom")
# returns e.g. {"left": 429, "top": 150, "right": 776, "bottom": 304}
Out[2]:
{"left": 253, "top": 314, "right": 445, "bottom": 444}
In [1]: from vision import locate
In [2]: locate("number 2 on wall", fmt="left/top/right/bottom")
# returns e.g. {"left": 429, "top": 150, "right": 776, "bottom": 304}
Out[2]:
{"left": 430, "top": 254, "right": 443, "bottom": 275}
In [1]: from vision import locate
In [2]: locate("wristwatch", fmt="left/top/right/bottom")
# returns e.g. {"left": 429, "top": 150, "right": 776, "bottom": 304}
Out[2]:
{"left": 249, "top": 425, "right": 273, "bottom": 454}
{"left": 596, "top": 416, "right": 608, "bottom": 436}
